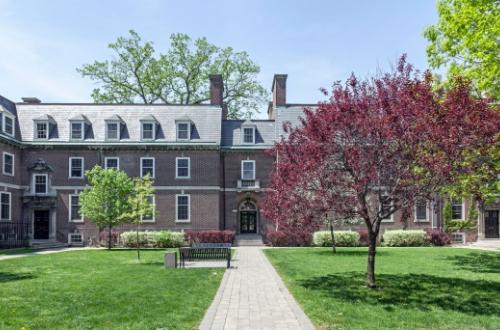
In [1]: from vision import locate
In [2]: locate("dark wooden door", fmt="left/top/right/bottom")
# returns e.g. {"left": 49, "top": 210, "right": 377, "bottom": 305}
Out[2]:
{"left": 34, "top": 210, "right": 50, "bottom": 239}
{"left": 240, "top": 211, "right": 257, "bottom": 234}
{"left": 485, "top": 211, "right": 499, "bottom": 238}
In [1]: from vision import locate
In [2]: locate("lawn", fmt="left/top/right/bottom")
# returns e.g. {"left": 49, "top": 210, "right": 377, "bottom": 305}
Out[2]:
{"left": 265, "top": 247, "right": 500, "bottom": 330}
{"left": 0, "top": 249, "right": 224, "bottom": 330}
{"left": 0, "top": 247, "right": 34, "bottom": 255}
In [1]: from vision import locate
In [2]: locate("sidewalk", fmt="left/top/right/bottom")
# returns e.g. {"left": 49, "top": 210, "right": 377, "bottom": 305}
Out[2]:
{"left": 0, "top": 247, "right": 101, "bottom": 261}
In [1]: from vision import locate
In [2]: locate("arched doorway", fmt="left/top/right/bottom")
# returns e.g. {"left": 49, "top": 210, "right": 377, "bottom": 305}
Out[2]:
{"left": 239, "top": 200, "right": 258, "bottom": 234}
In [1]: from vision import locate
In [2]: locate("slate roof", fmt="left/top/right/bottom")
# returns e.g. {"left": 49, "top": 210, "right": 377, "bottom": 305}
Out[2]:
{"left": 221, "top": 120, "right": 275, "bottom": 147}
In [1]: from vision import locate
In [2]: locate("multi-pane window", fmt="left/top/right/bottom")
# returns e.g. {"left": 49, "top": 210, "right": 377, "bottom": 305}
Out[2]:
{"left": 415, "top": 199, "right": 428, "bottom": 222}
{"left": 105, "top": 157, "right": 119, "bottom": 170}
{"left": 70, "top": 122, "right": 84, "bottom": 140}
{"left": 0, "top": 192, "right": 11, "bottom": 221}
{"left": 4, "top": 115, "right": 14, "bottom": 136}
{"left": 451, "top": 198, "right": 463, "bottom": 220}
{"left": 34, "top": 174, "right": 48, "bottom": 194}
{"left": 241, "top": 160, "right": 255, "bottom": 180}
{"left": 141, "top": 195, "right": 155, "bottom": 222}
{"left": 140, "top": 157, "right": 155, "bottom": 178}
{"left": 2, "top": 152, "right": 14, "bottom": 176}
{"left": 106, "top": 122, "right": 119, "bottom": 140}
{"left": 176, "top": 194, "right": 190, "bottom": 222}
{"left": 176, "top": 157, "right": 190, "bottom": 179}
{"left": 36, "top": 122, "right": 48, "bottom": 139}
{"left": 141, "top": 122, "right": 155, "bottom": 140}
{"left": 176, "top": 122, "right": 190, "bottom": 140}
{"left": 69, "top": 194, "right": 83, "bottom": 222}
{"left": 243, "top": 127, "right": 255, "bottom": 144}
{"left": 380, "top": 196, "right": 393, "bottom": 221}
{"left": 69, "top": 157, "right": 84, "bottom": 178}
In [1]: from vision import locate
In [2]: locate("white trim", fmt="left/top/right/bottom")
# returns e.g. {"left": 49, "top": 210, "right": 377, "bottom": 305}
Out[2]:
{"left": 176, "top": 121, "right": 191, "bottom": 141}
{"left": 2, "top": 113, "right": 15, "bottom": 137}
{"left": 69, "top": 157, "right": 84, "bottom": 179}
{"left": 68, "top": 232, "right": 84, "bottom": 246}
{"left": 141, "top": 195, "right": 156, "bottom": 223}
{"left": 0, "top": 182, "right": 26, "bottom": 190}
{"left": 104, "top": 157, "right": 120, "bottom": 170}
{"left": 140, "top": 157, "right": 155, "bottom": 178}
{"left": 175, "top": 194, "right": 191, "bottom": 222}
{"left": 2, "top": 152, "right": 14, "bottom": 176}
{"left": 414, "top": 199, "right": 430, "bottom": 222}
{"left": 34, "top": 120, "right": 49, "bottom": 140}
{"left": 175, "top": 157, "right": 191, "bottom": 179}
{"left": 242, "top": 126, "right": 256, "bottom": 144}
{"left": 105, "top": 121, "right": 120, "bottom": 141}
{"left": 32, "top": 173, "right": 48, "bottom": 195}
{"left": 0, "top": 191, "right": 11, "bottom": 221}
{"left": 241, "top": 160, "right": 256, "bottom": 180}
{"left": 70, "top": 121, "right": 85, "bottom": 140}
{"left": 68, "top": 193, "right": 84, "bottom": 223}
{"left": 141, "top": 121, "right": 156, "bottom": 141}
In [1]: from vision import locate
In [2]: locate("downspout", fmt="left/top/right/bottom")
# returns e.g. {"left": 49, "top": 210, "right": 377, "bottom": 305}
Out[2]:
{"left": 222, "top": 152, "right": 226, "bottom": 230}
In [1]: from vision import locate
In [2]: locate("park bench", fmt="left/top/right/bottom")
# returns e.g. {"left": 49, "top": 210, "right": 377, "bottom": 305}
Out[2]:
{"left": 179, "top": 243, "right": 232, "bottom": 268}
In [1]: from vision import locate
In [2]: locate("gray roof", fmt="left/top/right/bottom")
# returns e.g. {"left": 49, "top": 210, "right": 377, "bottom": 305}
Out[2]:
{"left": 106, "top": 114, "right": 124, "bottom": 122}
{"left": 274, "top": 105, "right": 316, "bottom": 139}
{"left": 221, "top": 120, "right": 275, "bottom": 147}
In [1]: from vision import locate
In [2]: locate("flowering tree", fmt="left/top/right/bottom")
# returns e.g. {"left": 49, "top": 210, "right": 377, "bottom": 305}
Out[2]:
{"left": 263, "top": 56, "right": 499, "bottom": 288}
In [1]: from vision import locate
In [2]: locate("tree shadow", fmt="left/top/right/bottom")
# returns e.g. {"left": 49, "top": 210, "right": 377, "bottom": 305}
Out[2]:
{"left": 445, "top": 252, "right": 500, "bottom": 274}
{"left": 314, "top": 249, "right": 384, "bottom": 257}
{"left": 300, "top": 272, "right": 500, "bottom": 316}
{"left": 0, "top": 272, "right": 36, "bottom": 283}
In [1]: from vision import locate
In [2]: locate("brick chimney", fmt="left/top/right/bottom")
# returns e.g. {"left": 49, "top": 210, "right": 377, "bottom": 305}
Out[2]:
{"left": 209, "top": 74, "right": 227, "bottom": 119}
{"left": 268, "top": 74, "right": 287, "bottom": 119}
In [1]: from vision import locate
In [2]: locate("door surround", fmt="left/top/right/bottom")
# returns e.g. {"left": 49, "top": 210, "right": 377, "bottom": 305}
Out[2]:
{"left": 484, "top": 210, "right": 500, "bottom": 238}
{"left": 238, "top": 200, "right": 258, "bottom": 234}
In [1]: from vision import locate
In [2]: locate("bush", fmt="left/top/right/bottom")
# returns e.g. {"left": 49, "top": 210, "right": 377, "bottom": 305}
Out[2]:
{"left": 382, "top": 229, "right": 430, "bottom": 247}
{"left": 357, "top": 228, "right": 370, "bottom": 246}
{"left": 120, "top": 230, "right": 186, "bottom": 248}
{"left": 157, "top": 231, "right": 185, "bottom": 248}
{"left": 185, "top": 230, "right": 236, "bottom": 244}
{"left": 265, "top": 230, "right": 312, "bottom": 247}
{"left": 313, "top": 231, "right": 360, "bottom": 247}
{"left": 99, "top": 230, "right": 120, "bottom": 247}
{"left": 425, "top": 229, "right": 451, "bottom": 246}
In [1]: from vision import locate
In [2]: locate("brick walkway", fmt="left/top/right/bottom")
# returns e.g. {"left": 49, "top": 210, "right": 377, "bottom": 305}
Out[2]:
{"left": 199, "top": 247, "right": 315, "bottom": 330}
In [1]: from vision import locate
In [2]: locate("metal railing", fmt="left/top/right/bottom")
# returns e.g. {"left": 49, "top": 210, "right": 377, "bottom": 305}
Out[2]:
{"left": 0, "top": 221, "right": 30, "bottom": 249}
{"left": 237, "top": 179, "right": 260, "bottom": 190}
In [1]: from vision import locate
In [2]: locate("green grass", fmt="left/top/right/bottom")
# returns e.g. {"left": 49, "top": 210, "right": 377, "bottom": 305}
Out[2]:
{"left": 0, "top": 249, "right": 224, "bottom": 330}
{"left": 265, "top": 247, "right": 500, "bottom": 330}
{"left": 0, "top": 248, "right": 35, "bottom": 255}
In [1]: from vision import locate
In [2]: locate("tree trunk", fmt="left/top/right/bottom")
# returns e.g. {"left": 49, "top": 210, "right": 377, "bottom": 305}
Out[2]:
{"left": 329, "top": 220, "right": 336, "bottom": 254}
{"left": 108, "top": 224, "right": 112, "bottom": 250}
{"left": 136, "top": 221, "right": 140, "bottom": 261}
{"left": 367, "top": 231, "right": 377, "bottom": 288}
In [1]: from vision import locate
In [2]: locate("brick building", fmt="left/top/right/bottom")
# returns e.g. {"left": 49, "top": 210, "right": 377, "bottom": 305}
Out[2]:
{"left": 0, "top": 74, "right": 498, "bottom": 246}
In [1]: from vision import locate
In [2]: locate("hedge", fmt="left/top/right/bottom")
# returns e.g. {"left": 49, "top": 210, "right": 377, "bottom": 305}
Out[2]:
{"left": 185, "top": 230, "right": 236, "bottom": 244}
{"left": 120, "top": 230, "right": 185, "bottom": 248}
{"left": 313, "top": 230, "right": 360, "bottom": 247}
{"left": 382, "top": 229, "right": 430, "bottom": 247}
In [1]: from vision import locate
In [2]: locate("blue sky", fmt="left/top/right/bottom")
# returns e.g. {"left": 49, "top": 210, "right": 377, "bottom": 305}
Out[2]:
{"left": 0, "top": 0, "right": 438, "bottom": 117}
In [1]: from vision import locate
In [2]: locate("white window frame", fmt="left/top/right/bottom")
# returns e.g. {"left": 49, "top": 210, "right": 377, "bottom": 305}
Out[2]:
{"left": 451, "top": 198, "right": 465, "bottom": 221}
{"left": 175, "top": 157, "right": 191, "bottom": 179}
{"left": 380, "top": 195, "right": 394, "bottom": 223}
{"left": 69, "top": 157, "right": 84, "bottom": 179}
{"left": 140, "top": 157, "right": 155, "bottom": 178}
{"left": 176, "top": 121, "right": 191, "bottom": 141}
{"left": 141, "top": 121, "right": 156, "bottom": 141}
{"left": 68, "top": 194, "right": 84, "bottom": 223}
{"left": 105, "top": 121, "right": 120, "bottom": 141}
{"left": 175, "top": 194, "right": 191, "bottom": 223}
{"left": 242, "top": 126, "right": 256, "bottom": 144}
{"left": 2, "top": 152, "right": 14, "bottom": 176}
{"left": 3, "top": 114, "right": 15, "bottom": 137}
{"left": 104, "top": 157, "right": 120, "bottom": 170}
{"left": 141, "top": 195, "right": 156, "bottom": 223}
{"left": 414, "top": 199, "right": 430, "bottom": 222}
{"left": 32, "top": 174, "right": 48, "bottom": 195}
{"left": 0, "top": 191, "right": 11, "bottom": 221}
{"left": 241, "top": 160, "right": 256, "bottom": 180}
{"left": 70, "top": 121, "right": 85, "bottom": 140}
{"left": 34, "top": 121, "right": 49, "bottom": 140}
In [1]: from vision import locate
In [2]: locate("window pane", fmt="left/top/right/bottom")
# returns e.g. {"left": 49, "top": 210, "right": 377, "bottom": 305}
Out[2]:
{"left": 5, "top": 117, "right": 13, "bottom": 135}
{"left": 37, "top": 123, "right": 48, "bottom": 139}
{"left": 242, "top": 161, "right": 255, "bottom": 180}
{"left": 71, "top": 123, "right": 82, "bottom": 139}
{"left": 35, "top": 175, "right": 47, "bottom": 194}
{"left": 141, "top": 158, "right": 154, "bottom": 177}
{"left": 1, "top": 193, "right": 10, "bottom": 220}
{"left": 177, "top": 158, "right": 189, "bottom": 177}
{"left": 243, "top": 128, "right": 254, "bottom": 143}
{"left": 107, "top": 123, "right": 118, "bottom": 139}
{"left": 3, "top": 154, "right": 13, "bottom": 175}
{"left": 177, "top": 196, "right": 189, "bottom": 220}
{"left": 177, "top": 123, "right": 189, "bottom": 140}
{"left": 142, "top": 123, "right": 154, "bottom": 139}
{"left": 106, "top": 158, "right": 119, "bottom": 169}
{"left": 415, "top": 200, "right": 427, "bottom": 220}
{"left": 71, "top": 195, "right": 80, "bottom": 220}
{"left": 71, "top": 158, "right": 83, "bottom": 177}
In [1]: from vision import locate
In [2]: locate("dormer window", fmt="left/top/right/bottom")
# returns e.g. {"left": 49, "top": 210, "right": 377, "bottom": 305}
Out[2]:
{"left": 106, "top": 122, "right": 120, "bottom": 140}
{"left": 242, "top": 127, "right": 255, "bottom": 144}
{"left": 3, "top": 114, "right": 14, "bottom": 137}
{"left": 176, "top": 121, "right": 191, "bottom": 141}
{"left": 70, "top": 122, "right": 84, "bottom": 140}
{"left": 140, "top": 115, "right": 157, "bottom": 141}
{"left": 36, "top": 122, "right": 49, "bottom": 139}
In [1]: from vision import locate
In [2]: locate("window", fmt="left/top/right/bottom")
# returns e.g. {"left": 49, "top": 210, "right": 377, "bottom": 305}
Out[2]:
{"left": 2, "top": 152, "right": 14, "bottom": 176}
{"left": 68, "top": 232, "right": 83, "bottom": 245}
{"left": 176, "top": 122, "right": 190, "bottom": 141}
{"left": 69, "top": 157, "right": 84, "bottom": 178}
{"left": 0, "top": 192, "right": 11, "bottom": 221}
{"left": 105, "top": 157, "right": 119, "bottom": 170}
{"left": 451, "top": 198, "right": 464, "bottom": 220}
{"left": 380, "top": 196, "right": 394, "bottom": 222}
{"left": 176, "top": 157, "right": 190, "bottom": 179}
{"left": 36, "top": 122, "right": 48, "bottom": 139}
{"left": 141, "top": 195, "right": 155, "bottom": 223}
{"left": 69, "top": 194, "right": 83, "bottom": 222}
{"left": 33, "top": 174, "right": 48, "bottom": 194}
{"left": 414, "top": 199, "right": 429, "bottom": 222}
{"left": 70, "top": 122, "right": 84, "bottom": 140}
{"left": 106, "top": 122, "right": 120, "bottom": 140}
{"left": 140, "top": 157, "right": 155, "bottom": 178}
{"left": 3, "top": 115, "right": 14, "bottom": 136}
{"left": 176, "top": 194, "right": 190, "bottom": 222}
{"left": 242, "top": 127, "right": 255, "bottom": 144}
{"left": 141, "top": 122, "right": 155, "bottom": 140}
{"left": 241, "top": 160, "right": 255, "bottom": 180}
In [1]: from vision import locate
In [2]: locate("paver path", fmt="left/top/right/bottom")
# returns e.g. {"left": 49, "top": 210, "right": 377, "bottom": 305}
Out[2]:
{"left": 199, "top": 247, "right": 315, "bottom": 330}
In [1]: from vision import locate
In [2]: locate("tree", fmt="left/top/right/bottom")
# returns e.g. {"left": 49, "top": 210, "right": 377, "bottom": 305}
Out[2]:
{"left": 424, "top": 0, "right": 500, "bottom": 98}
{"left": 263, "top": 56, "right": 499, "bottom": 288}
{"left": 79, "top": 166, "right": 134, "bottom": 249}
{"left": 78, "top": 30, "right": 268, "bottom": 118}
{"left": 122, "top": 175, "right": 156, "bottom": 260}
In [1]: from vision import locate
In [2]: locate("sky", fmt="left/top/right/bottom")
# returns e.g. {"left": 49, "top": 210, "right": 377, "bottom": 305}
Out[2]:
{"left": 0, "top": 0, "right": 438, "bottom": 118}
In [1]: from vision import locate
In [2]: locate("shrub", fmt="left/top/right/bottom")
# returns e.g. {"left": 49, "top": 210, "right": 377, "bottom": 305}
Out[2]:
{"left": 382, "top": 229, "right": 430, "bottom": 247}
{"left": 99, "top": 230, "right": 120, "bottom": 247}
{"left": 185, "top": 230, "right": 236, "bottom": 244}
{"left": 425, "top": 229, "right": 451, "bottom": 246}
{"left": 265, "top": 230, "right": 312, "bottom": 247}
{"left": 357, "top": 228, "right": 370, "bottom": 246}
{"left": 313, "top": 231, "right": 360, "bottom": 247}
{"left": 157, "top": 231, "right": 185, "bottom": 248}
{"left": 120, "top": 230, "right": 186, "bottom": 248}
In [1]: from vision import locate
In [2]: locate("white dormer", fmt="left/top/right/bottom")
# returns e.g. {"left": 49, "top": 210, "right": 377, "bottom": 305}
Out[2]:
{"left": 69, "top": 115, "right": 89, "bottom": 141}
{"left": 241, "top": 120, "right": 256, "bottom": 144}
{"left": 176, "top": 116, "right": 192, "bottom": 141}
{"left": 105, "top": 115, "right": 124, "bottom": 141}
{"left": 140, "top": 115, "right": 157, "bottom": 141}
{"left": 33, "top": 114, "right": 56, "bottom": 140}
{"left": 0, "top": 105, "right": 15, "bottom": 137}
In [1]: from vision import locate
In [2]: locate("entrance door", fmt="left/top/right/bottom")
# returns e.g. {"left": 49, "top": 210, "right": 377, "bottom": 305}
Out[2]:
{"left": 34, "top": 210, "right": 50, "bottom": 239}
{"left": 485, "top": 211, "right": 499, "bottom": 238}
{"left": 240, "top": 211, "right": 257, "bottom": 234}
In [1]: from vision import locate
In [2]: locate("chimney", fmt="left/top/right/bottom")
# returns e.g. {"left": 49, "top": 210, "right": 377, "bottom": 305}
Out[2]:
{"left": 209, "top": 74, "right": 223, "bottom": 107}
{"left": 268, "top": 74, "right": 287, "bottom": 119}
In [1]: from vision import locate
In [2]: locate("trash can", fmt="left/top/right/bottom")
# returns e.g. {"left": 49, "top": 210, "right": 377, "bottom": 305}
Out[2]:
{"left": 164, "top": 252, "right": 177, "bottom": 268}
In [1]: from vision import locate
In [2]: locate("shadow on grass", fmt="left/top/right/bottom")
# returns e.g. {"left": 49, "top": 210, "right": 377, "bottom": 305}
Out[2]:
{"left": 0, "top": 272, "right": 36, "bottom": 283}
{"left": 445, "top": 252, "right": 500, "bottom": 274}
{"left": 313, "top": 249, "right": 386, "bottom": 257}
{"left": 300, "top": 271, "right": 500, "bottom": 316}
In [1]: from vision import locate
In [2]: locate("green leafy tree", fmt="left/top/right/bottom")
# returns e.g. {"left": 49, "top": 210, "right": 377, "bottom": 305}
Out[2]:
{"left": 79, "top": 166, "right": 134, "bottom": 249}
{"left": 424, "top": 0, "right": 500, "bottom": 98}
{"left": 78, "top": 30, "right": 268, "bottom": 118}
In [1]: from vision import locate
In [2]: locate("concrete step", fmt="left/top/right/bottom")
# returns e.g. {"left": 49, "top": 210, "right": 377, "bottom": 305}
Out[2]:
{"left": 30, "top": 240, "right": 67, "bottom": 250}
{"left": 235, "top": 234, "right": 264, "bottom": 247}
